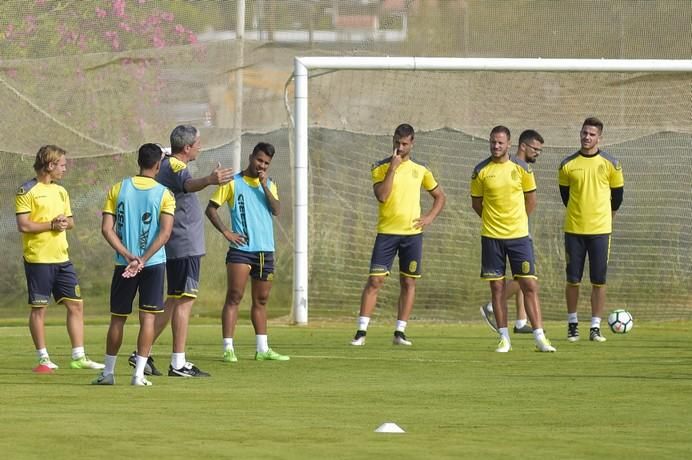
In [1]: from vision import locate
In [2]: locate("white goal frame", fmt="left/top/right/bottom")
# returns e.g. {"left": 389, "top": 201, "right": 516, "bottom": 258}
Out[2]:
{"left": 290, "top": 57, "right": 692, "bottom": 325}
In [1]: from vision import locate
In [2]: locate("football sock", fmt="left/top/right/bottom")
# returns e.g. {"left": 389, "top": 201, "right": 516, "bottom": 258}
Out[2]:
{"left": 171, "top": 352, "right": 185, "bottom": 370}
{"left": 532, "top": 328, "right": 545, "bottom": 341}
{"left": 515, "top": 319, "right": 527, "bottom": 329}
{"left": 104, "top": 354, "right": 117, "bottom": 375}
{"left": 567, "top": 312, "right": 578, "bottom": 323}
{"left": 223, "top": 337, "right": 234, "bottom": 351}
{"left": 591, "top": 317, "right": 602, "bottom": 328}
{"left": 71, "top": 347, "right": 85, "bottom": 360}
{"left": 395, "top": 320, "right": 407, "bottom": 332}
{"left": 357, "top": 316, "right": 370, "bottom": 331}
{"left": 36, "top": 348, "right": 49, "bottom": 360}
{"left": 134, "top": 355, "right": 148, "bottom": 378}
{"left": 498, "top": 327, "right": 510, "bottom": 340}
{"left": 256, "top": 334, "right": 269, "bottom": 353}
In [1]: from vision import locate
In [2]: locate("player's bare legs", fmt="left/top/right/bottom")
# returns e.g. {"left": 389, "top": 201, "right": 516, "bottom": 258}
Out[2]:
{"left": 396, "top": 276, "right": 416, "bottom": 321}
{"left": 136, "top": 311, "right": 156, "bottom": 363}
{"left": 518, "top": 277, "right": 555, "bottom": 351}
{"left": 566, "top": 284, "right": 580, "bottom": 314}
{"left": 105, "top": 315, "right": 127, "bottom": 355}
{"left": 350, "top": 275, "right": 385, "bottom": 345}
{"left": 171, "top": 296, "right": 195, "bottom": 354}
{"left": 250, "top": 279, "right": 271, "bottom": 335}
{"left": 29, "top": 307, "right": 47, "bottom": 350}
{"left": 64, "top": 299, "right": 85, "bottom": 348}
{"left": 221, "top": 263, "right": 251, "bottom": 339}
{"left": 359, "top": 275, "right": 385, "bottom": 318}
{"left": 153, "top": 301, "right": 174, "bottom": 341}
{"left": 489, "top": 280, "right": 507, "bottom": 329}
{"left": 591, "top": 285, "right": 606, "bottom": 319}
{"left": 517, "top": 278, "right": 543, "bottom": 329}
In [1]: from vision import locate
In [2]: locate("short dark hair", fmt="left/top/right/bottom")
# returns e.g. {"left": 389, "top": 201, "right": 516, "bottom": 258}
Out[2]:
{"left": 252, "top": 142, "right": 275, "bottom": 158}
{"left": 138, "top": 143, "right": 163, "bottom": 169}
{"left": 582, "top": 117, "right": 604, "bottom": 133}
{"left": 490, "top": 125, "right": 511, "bottom": 140}
{"left": 519, "top": 129, "right": 544, "bottom": 145}
{"left": 394, "top": 123, "right": 415, "bottom": 139}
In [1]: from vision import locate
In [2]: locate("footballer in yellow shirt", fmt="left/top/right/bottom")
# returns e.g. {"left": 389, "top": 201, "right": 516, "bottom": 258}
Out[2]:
{"left": 558, "top": 117, "right": 624, "bottom": 343}
{"left": 350, "top": 124, "right": 446, "bottom": 347}
{"left": 15, "top": 145, "right": 103, "bottom": 372}
{"left": 471, "top": 126, "right": 555, "bottom": 353}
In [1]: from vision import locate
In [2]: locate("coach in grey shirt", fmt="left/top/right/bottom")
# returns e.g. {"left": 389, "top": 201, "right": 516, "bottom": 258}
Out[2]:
{"left": 136, "top": 125, "right": 233, "bottom": 378}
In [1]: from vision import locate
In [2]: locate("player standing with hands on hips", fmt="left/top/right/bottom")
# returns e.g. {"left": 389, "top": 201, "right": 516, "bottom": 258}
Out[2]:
{"left": 559, "top": 117, "right": 624, "bottom": 343}
{"left": 351, "top": 123, "right": 446, "bottom": 347}
{"left": 205, "top": 142, "right": 289, "bottom": 362}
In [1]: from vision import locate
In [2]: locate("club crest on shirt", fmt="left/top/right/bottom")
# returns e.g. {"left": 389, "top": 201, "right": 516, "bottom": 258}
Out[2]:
{"left": 511, "top": 170, "right": 519, "bottom": 181}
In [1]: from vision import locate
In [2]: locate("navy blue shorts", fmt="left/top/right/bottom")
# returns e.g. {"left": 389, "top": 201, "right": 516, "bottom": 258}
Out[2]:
{"left": 225, "top": 249, "right": 275, "bottom": 281}
{"left": 480, "top": 236, "right": 536, "bottom": 281}
{"left": 110, "top": 263, "right": 166, "bottom": 315}
{"left": 166, "top": 256, "right": 201, "bottom": 298}
{"left": 565, "top": 233, "right": 610, "bottom": 286}
{"left": 23, "top": 260, "right": 82, "bottom": 306}
{"left": 369, "top": 233, "right": 423, "bottom": 278}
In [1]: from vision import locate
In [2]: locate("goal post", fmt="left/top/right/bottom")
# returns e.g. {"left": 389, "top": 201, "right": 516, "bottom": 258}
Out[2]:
{"left": 290, "top": 57, "right": 692, "bottom": 325}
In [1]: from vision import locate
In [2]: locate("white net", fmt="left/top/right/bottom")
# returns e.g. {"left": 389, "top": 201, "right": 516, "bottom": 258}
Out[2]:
{"left": 303, "top": 70, "right": 692, "bottom": 321}
{"left": 1, "top": 0, "right": 690, "bottom": 321}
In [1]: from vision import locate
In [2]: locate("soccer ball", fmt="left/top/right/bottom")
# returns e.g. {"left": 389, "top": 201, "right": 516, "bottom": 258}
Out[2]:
{"left": 607, "top": 309, "right": 634, "bottom": 334}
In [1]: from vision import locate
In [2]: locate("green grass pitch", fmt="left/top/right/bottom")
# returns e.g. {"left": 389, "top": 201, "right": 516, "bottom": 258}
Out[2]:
{"left": 1, "top": 320, "right": 691, "bottom": 459}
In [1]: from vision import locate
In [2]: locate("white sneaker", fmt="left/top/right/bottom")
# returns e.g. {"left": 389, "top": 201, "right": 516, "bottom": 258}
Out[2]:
{"left": 92, "top": 372, "right": 115, "bottom": 385}
{"left": 38, "top": 357, "right": 59, "bottom": 369}
{"left": 131, "top": 375, "right": 153, "bottom": 386}
{"left": 70, "top": 356, "right": 105, "bottom": 370}
{"left": 589, "top": 327, "right": 607, "bottom": 343}
{"left": 535, "top": 336, "right": 557, "bottom": 352}
{"left": 350, "top": 330, "right": 366, "bottom": 346}
{"left": 392, "top": 331, "right": 412, "bottom": 346}
{"left": 480, "top": 302, "right": 498, "bottom": 333}
{"left": 495, "top": 337, "right": 511, "bottom": 353}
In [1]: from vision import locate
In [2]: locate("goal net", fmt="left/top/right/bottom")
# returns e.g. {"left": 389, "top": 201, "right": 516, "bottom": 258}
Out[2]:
{"left": 292, "top": 59, "right": 692, "bottom": 323}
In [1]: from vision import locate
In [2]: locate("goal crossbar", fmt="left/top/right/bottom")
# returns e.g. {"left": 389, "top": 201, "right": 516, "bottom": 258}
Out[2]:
{"left": 291, "top": 57, "right": 692, "bottom": 325}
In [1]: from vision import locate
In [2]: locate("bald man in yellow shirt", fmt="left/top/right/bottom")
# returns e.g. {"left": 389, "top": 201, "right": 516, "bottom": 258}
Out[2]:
{"left": 471, "top": 126, "right": 555, "bottom": 353}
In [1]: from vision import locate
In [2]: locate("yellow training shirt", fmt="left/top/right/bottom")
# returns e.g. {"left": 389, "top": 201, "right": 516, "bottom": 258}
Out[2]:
{"left": 470, "top": 156, "right": 536, "bottom": 239}
{"left": 558, "top": 151, "right": 624, "bottom": 234}
{"left": 371, "top": 157, "right": 439, "bottom": 235}
{"left": 15, "top": 179, "right": 72, "bottom": 263}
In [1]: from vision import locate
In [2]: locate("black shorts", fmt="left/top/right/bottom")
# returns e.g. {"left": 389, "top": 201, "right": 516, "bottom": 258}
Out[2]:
{"left": 166, "top": 256, "right": 201, "bottom": 298}
{"left": 369, "top": 233, "right": 423, "bottom": 278}
{"left": 225, "top": 249, "right": 275, "bottom": 281}
{"left": 480, "top": 236, "right": 536, "bottom": 281}
{"left": 564, "top": 233, "right": 610, "bottom": 286}
{"left": 23, "top": 260, "right": 82, "bottom": 306}
{"left": 110, "top": 263, "right": 166, "bottom": 315}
